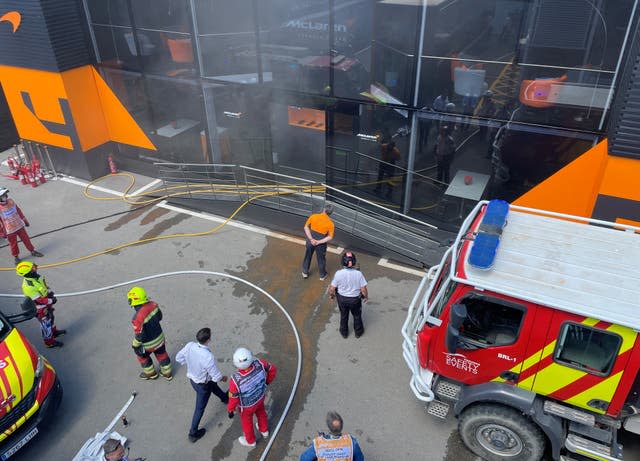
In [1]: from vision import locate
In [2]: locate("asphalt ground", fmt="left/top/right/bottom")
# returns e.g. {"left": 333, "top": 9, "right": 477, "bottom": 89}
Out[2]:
{"left": 0, "top": 153, "right": 638, "bottom": 461}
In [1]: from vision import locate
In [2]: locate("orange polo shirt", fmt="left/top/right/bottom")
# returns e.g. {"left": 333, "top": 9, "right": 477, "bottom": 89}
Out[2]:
{"left": 305, "top": 213, "right": 334, "bottom": 238}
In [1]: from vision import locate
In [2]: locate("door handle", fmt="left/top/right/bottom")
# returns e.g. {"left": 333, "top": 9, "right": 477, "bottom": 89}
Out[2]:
{"left": 500, "top": 371, "right": 519, "bottom": 382}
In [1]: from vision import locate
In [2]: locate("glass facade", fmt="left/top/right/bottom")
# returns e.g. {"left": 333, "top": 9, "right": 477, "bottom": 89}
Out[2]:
{"left": 85, "top": 0, "right": 635, "bottom": 228}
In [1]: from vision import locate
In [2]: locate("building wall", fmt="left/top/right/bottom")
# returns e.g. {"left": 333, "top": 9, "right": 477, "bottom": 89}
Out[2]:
{"left": 2, "top": 0, "right": 640, "bottom": 227}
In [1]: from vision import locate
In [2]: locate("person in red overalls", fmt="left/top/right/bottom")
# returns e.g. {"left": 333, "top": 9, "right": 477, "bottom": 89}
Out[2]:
{"left": 227, "top": 347, "right": 277, "bottom": 448}
{"left": 0, "top": 188, "right": 43, "bottom": 265}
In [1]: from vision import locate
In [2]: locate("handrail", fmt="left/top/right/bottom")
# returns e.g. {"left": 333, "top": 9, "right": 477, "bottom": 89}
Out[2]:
{"left": 237, "top": 164, "right": 439, "bottom": 231}
{"left": 322, "top": 183, "right": 438, "bottom": 231}
{"left": 239, "top": 165, "right": 318, "bottom": 184}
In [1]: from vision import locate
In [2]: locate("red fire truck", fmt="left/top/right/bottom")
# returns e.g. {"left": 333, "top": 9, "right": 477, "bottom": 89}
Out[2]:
{"left": 402, "top": 200, "right": 640, "bottom": 461}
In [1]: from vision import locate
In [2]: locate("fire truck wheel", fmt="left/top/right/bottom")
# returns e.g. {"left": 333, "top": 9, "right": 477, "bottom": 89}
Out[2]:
{"left": 459, "top": 403, "right": 546, "bottom": 461}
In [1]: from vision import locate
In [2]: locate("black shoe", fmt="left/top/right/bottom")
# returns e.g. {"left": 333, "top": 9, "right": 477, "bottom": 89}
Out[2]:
{"left": 355, "top": 330, "right": 364, "bottom": 338}
{"left": 189, "top": 428, "right": 206, "bottom": 443}
{"left": 14, "top": 256, "right": 21, "bottom": 265}
{"left": 31, "top": 250, "right": 44, "bottom": 257}
{"left": 340, "top": 332, "right": 348, "bottom": 339}
{"left": 54, "top": 329, "right": 66, "bottom": 337}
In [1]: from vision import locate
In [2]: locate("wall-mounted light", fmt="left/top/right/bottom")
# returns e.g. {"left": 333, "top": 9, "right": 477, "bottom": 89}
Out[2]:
{"left": 357, "top": 133, "right": 379, "bottom": 142}
{"left": 223, "top": 111, "right": 243, "bottom": 119}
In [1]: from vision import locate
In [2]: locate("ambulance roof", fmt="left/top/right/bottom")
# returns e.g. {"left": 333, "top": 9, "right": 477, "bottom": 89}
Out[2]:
{"left": 459, "top": 204, "right": 640, "bottom": 330}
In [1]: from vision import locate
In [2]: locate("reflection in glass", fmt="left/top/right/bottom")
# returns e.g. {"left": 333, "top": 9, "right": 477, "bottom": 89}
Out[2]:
{"left": 87, "top": 0, "right": 130, "bottom": 26}
{"left": 259, "top": 0, "right": 331, "bottom": 94}
{"left": 131, "top": 0, "right": 191, "bottom": 33}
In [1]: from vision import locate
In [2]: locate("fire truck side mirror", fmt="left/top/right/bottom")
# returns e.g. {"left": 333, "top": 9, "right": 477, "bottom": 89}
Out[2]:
{"left": 446, "top": 324, "right": 460, "bottom": 353}
{"left": 446, "top": 304, "right": 467, "bottom": 353}
{"left": 5, "top": 298, "right": 37, "bottom": 324}
{"left": 450, "top": 303, "right": 467, "bottom": 328}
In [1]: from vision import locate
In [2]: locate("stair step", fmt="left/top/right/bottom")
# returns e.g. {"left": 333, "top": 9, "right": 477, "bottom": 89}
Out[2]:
{"left": 544, "top": 400, "right": 595, "bottom": 426}
{"left": 435, "top": 380, "right": 462, "bottom": 401}
{"left": 565, "top": 434, "right": 621, "bottom": 461}
{"left": 569, "top": 421, "right": 613, "bottom": 444}
{"left": 426, "top": 400, "right": 450, "bottom": 419}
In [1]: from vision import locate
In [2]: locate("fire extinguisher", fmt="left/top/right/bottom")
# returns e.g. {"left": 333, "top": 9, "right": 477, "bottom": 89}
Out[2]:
{"left": 6, "top": 156, "right": 18, "bottom": 179}
{"left": 32, "top": 158, "right": 46, "bottom": 184}
{"left": 18, "top": 164, "right": 28, "bottom": 185}
{"left": 108, "top": 155, "right": 118, "bottom": 174}
{"left": 25, "top": 165, "right": 38, "bottom": 187}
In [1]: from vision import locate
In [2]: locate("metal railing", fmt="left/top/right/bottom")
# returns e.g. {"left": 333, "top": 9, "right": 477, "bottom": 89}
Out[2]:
{"left": 155, "top": 162, "right": 441, "bottom": 266}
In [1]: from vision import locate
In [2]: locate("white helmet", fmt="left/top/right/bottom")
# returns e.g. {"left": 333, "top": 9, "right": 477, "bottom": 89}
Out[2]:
{"left": 233, "top": 347, "right": 253, "bottom": 370}
{"left": 0, "top": 187, "right": 8, "bottom": 197}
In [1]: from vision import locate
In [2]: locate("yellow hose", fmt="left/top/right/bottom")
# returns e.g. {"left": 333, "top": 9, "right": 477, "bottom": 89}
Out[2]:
{"left": 0, "top": 173, "right": 319, "bottom": 271}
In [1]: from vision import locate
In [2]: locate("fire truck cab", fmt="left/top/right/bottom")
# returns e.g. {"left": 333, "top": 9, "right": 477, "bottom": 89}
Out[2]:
{"left": 402, "top": 200, "right": 640, "bottom": 461}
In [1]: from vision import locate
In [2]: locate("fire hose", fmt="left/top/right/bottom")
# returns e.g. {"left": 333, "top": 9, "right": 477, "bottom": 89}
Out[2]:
{"left": 0, "top": 271, "right": 302, "bottom": 461}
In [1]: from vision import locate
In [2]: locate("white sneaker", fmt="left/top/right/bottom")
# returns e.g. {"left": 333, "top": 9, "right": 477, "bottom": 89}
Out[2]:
{"left": 256, "top": 422, "right": 269, "bottom": 438}
{"left": 238, "top": 436, "right": 256, "bottom": 448}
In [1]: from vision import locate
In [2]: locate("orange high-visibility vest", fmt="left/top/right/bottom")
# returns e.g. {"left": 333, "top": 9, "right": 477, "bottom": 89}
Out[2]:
{"left": 0, "top": 199, "right": 25, "bottom": 234}
{"left": 312, "top": 434, "right": 353, "bottom": 461}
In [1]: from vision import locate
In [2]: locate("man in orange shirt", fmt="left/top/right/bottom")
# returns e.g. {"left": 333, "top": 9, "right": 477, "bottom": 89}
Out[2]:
{"left": 302, "top": 204, "right": 335, "bottom": 280}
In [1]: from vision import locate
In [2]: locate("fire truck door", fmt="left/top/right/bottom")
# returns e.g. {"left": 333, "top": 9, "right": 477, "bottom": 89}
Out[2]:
{"left": 526, "top": 313, "right": 636, "bottom": 414}
{"left": 437, "top": 292, "right": 535, "bottom": 385}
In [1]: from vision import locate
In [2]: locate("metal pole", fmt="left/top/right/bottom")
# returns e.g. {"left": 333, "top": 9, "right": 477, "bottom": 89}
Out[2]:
{"left": 402, "top": 0, "right": 428, "bottom": 214}
{"left": 598, "top": 0, "right": 639, "bottom": 130}
{"left": 43, "top": 146, "right": 58, "bottom": 179}
{"left": 81, "top": 0, "right": 101, "bottom": 63}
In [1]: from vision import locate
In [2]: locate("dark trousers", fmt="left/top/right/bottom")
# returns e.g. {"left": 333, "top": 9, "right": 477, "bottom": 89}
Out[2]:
{"left": 337, "top": 294, "right": 364, "bottom": 337}
{"left": 136, "top": 343, "right": 172, "bottom": 376}
{"left": 437, "top": 156, "right": 452, "bottom": 184}
{"left": 375, "top": 163, "right": 395, "bottom": 198}
{"left": 189, "top": 379, "right": 228, "bottom": 436}
{"left": 302, "top": 240, "right": 327, "bottom": 278}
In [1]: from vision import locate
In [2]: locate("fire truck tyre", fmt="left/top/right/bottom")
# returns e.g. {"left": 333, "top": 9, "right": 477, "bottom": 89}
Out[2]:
{"left": 459, "top": 404, "right": 546, "bottom": 461}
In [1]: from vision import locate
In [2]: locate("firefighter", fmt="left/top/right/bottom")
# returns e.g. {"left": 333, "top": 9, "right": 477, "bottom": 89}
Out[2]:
{"left": 300, "top": 411, "right": 365, "bottom": 461}
{"left": 0, "top": 188, "right": 44, "bottom": 265}
{"left": 16, "top": 261, "right": 65, "bottom": 348}
{"left": 127, "top": 287, "right": 172, "bottom": 381}
{"left": 227, "top": 347, "right": 277, "bottom": 448}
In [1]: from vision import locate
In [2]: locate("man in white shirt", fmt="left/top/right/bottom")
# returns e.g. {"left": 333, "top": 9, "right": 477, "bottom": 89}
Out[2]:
{"left": 176, "top": 327, "right": 229, "bottom": 443}
{"left": 329, "top": 251, "right": 368, "bottom": 339}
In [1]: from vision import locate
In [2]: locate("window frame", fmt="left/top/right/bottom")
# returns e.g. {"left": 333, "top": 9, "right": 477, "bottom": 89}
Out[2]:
{"left": 553, "top": 322, "right": 623, "bottom": 377}
{"left": 456, "top": 292, "right": 526, "bottom": 349}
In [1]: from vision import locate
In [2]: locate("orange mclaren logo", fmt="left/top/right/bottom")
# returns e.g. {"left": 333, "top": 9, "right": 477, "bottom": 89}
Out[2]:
{"left": 0, "top": 10, "right": 155, "bottom": 152}
{"left": 0, "top": 11, "right": 20, "bottom": 33}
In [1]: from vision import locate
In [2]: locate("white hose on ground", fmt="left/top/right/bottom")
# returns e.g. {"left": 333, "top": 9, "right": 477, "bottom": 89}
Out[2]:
{"left": 0, "top": 271, "right": 302, "bottom": 461}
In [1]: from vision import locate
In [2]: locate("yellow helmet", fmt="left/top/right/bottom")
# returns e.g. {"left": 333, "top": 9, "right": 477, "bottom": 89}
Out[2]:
{"left": 127, "top": 286, "right": 148, "bottom": 306}
{"left": 16, "top": 261, "right": 36, "bottom": 277}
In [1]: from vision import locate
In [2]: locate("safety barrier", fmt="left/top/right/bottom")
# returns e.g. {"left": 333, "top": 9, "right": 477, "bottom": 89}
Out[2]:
{"left": 155, "top": 162, "right": 441, "bottom": 266}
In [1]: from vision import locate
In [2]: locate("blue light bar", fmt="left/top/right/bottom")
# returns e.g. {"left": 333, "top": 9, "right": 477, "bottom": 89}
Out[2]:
{"left": 469, "top": 200, "right": 510, "bottom": 270}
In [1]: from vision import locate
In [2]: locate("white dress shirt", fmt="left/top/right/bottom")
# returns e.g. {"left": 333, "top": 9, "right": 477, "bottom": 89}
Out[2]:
{"left": 176, "top": 341, "right": 224, "bottom": 384}
{"left": 331, "top": 268, "right": 367, "bottom": 297}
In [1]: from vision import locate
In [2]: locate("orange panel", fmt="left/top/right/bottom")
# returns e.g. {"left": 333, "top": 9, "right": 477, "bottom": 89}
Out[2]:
{"left": 599, "top": 155, "right": 640, "bottom": 202}
{"left": 287, "top": 106, "right": 325, "bottom": 132}
{"left": 0, "top": 65, "right": 72, "bottom": 149}
{"left": 61, "top": 66, "right": 110, "bottom": 152}
{"left": 91, "top": 67, "right": 155, "bottom": 151}
{"left": 514, "top": 139, "right": 608, "bottom": 216}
